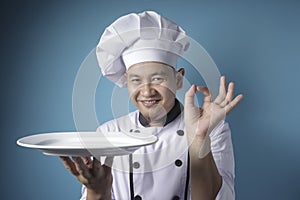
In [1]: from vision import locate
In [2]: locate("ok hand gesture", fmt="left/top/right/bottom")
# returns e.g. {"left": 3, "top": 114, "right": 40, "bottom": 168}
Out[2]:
{"left": 184, "top": 76, "right": 243, "bottom": 158}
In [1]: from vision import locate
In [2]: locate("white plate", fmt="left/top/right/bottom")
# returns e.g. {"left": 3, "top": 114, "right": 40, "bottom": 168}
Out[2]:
{"left": 17, "top": 131, "right": 158, "bottom": 156}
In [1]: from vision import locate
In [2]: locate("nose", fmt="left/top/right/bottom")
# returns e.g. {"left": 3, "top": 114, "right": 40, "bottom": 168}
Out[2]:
{"left": 140, "top": 83, "right": 155, "bottom": 97}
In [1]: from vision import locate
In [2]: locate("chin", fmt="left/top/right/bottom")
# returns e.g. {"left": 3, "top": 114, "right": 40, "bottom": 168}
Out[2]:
{"left": 142, "top": 105, "right": 168, "bottom": 121}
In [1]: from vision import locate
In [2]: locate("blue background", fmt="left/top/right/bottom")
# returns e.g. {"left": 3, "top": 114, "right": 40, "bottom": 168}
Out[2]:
{"left": 1, "top": 0, "right": 300, "bottom": 199}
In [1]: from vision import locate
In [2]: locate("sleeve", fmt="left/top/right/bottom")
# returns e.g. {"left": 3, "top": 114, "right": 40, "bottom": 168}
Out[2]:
{"left": 80, "top": 185, "right": 116, "bottom": 200}
{"left": 210, "top": 121, "right": 235, "bottom": 200}
{"left": 80, "top": 185, "right": 87, "bottom": 200}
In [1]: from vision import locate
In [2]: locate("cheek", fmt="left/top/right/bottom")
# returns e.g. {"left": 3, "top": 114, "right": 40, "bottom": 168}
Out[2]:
{"left": 159, "top": 83, "right": 177, "bottom": 96}
{"left": 162, "top": 78, "right": 177, "bottom": 93}
{"left": 127, "top": 86, "right": 138, "bottom": 100}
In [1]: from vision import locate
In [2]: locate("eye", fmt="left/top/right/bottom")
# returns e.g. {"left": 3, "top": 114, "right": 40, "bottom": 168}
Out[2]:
{"left": 130, "top": 78, "right": 141, "bottom": 84}
{"left": 151, "top": 76, "right": 165, "bottom": 84}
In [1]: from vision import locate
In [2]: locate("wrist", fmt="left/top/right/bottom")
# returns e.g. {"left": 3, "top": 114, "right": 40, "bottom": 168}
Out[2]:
{"left": 86, "top": 188, "right": 111, "bottom": 200}
{"left": 198, "top": 136, "right": 211, "bottom": 159}
{"left": 188, "top": 135, "right": 211, "bottom": 160}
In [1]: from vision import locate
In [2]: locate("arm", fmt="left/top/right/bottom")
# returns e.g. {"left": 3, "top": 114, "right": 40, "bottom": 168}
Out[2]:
{"left": 60, "top": 156, "right": 113, "bottom": 200}
{"left": 211, "top": 122, "right": 235, "bottom": 199}
{"left": 184, "top": 76, "right": 243, "bottom": 199}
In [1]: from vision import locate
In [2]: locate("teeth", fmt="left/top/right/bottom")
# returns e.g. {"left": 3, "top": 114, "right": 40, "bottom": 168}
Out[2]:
{"left": 144, "top": 100, "right": 156, "bottom": 103}
{"left": 141, "top": 100, "right": 159, "bottom": 107}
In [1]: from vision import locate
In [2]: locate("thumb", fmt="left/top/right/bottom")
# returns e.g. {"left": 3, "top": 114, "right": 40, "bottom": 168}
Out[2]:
{"left": 104, "top": 156, "right": 114, "bottom": 167}
{"left": 103, "top": 156, "right": 114, "bottom": 174}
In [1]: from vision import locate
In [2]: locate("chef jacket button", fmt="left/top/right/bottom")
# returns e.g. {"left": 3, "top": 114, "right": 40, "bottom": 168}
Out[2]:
{"left": 134, "top": 129, "right": 141, "bottom": 133}
{"left": 175, "top": 159, "right": 182, "bottom": 167}
{"left": 133, "top": 162, "right": 140, "bottom": 169}
{"left": 134, "top": 195, "right": 142, "bottom": 200}
{"left": 172, "top": 196, "right": 180, "bottom": 200}
{"left": 176, "top": 130, "right": 184, "bottom": 136}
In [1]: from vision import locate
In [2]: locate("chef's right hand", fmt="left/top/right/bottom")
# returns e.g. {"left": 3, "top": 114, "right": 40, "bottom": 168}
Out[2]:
{"left": 60, "top": 156, "right": 113, "bottom": 200}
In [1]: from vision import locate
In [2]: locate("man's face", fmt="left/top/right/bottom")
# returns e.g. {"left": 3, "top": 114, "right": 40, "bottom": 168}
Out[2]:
{"left": 126, "top": 62, "right": 183, "bottom": 126}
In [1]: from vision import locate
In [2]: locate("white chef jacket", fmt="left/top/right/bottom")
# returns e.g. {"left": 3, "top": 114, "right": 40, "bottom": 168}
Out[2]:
{"left": 80, "top": 110, "right": 235, "bottom": 200}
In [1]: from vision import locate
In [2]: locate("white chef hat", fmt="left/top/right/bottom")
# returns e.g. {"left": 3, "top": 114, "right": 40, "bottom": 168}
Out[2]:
{"left": 96, "top": 11, "right": 190, "bottom": 87}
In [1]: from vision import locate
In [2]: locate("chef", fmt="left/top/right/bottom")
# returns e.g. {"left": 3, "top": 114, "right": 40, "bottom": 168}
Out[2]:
{"left": 60, "top": 11, "right": 243, "bottom": 200}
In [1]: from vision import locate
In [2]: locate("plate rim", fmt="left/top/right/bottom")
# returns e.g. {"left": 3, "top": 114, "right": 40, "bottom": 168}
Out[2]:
{"left": 16, "top": 131, "right": 158, "bottom": 150}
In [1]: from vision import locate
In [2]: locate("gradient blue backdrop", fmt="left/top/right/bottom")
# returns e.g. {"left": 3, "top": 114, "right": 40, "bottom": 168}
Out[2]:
{"left": 1, "top": 0, "right": 300, "bottom": 199}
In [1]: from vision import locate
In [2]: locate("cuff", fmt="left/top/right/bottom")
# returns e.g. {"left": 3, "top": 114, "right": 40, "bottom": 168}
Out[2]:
{"left": 215, "top": 178, "right": 235, "bottom": 200}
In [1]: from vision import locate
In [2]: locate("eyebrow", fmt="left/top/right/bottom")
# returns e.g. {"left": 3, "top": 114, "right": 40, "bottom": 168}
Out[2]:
{"left": 127, "top": 74, "right": 140, "bottom": 79}
{"left": 128, "top": 70, "right": 168, "bottom": 78}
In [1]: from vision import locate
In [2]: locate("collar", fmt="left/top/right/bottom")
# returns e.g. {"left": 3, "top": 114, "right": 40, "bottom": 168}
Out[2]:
{"left": 139, "top": 99, "right": 183, "bottom": 127}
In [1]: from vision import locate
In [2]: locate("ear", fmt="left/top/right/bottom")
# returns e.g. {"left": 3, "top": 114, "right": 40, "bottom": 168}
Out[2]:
{"left": 176, "top": 68, "right": 185, "bottom": 89}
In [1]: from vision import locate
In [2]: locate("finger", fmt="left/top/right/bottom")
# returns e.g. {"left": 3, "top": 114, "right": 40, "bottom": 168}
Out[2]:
{"left": 196, "top": 86, "right": 213, "bottom": 110}
{"left": 60, "top": 156, "right": 79, "bottom": 176}
{"left": 104, "top": 156, "right": 114, "bottom": 167}
{"left": 103, "top": 156, "right": 114, "bottom": 174}
{"left": 72, "top": 156, "right": 92, "bottom": 179}
{"left": 215, "top": 76, "right": 226, "bottom": 104}
{"left": 220, "top": 82, "right": 234, "bottom": 107}
{"left": 92, "top": 157, "right": 102, "bottom": 175}
{"left": 219, "top": 76, "right": 226, "bottom": 96}
{"left": 81, "top": 157, "right": 93, "bottom": 169}
{"left": 197, "top": 86, "right": 212, "bottom": 103}
{"left": 226, "top": 82, "right": 234, "bottom": 102}
{"left": 92, "top": 157, "right": 102, "bottom": 168}
{"left": 184, "top": 84, "right": 196, "bottom": 106}
{"left": 225, "top": 94, "right": 244, "bottom": 114}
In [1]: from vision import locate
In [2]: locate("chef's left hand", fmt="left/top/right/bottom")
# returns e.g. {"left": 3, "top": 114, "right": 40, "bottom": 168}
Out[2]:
{"left": 60, "top": 156, "right": 113, "bottom": 199}
{"left": 184, "top": 76, "right": 243, "bottom": 157}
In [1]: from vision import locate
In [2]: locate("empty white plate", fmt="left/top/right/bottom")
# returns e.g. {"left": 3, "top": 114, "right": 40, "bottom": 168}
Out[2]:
{"left": 17, "top": 131, "right": 158, "bottom": 156}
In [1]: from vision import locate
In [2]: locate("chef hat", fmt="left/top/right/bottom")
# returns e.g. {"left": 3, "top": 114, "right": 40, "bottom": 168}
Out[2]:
{"left": 96, "top": 11, "right": 190, "bottom": 87}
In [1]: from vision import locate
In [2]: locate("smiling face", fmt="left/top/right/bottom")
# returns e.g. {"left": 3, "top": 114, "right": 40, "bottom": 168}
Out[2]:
{"left": 126, "top": 62, "right": 183, "bottom": 126}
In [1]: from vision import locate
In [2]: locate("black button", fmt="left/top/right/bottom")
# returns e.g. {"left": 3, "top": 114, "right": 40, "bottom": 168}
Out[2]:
{"left": 134, "top": 129, "right": 141, "bottom": 133}
{"left": 133, "top": 162, "right": 140, "bottom": 169}
{"left": 134, "top": 195, "right": 142, "bottom": 200}
{"left": 175, "top": 159, "right": 182, "bottom": 167}
{"left": 172, "top": 196, "right": 180, "bottom": 200}
{"left": 176, "top": 130, "right": 184, "bottom": 136}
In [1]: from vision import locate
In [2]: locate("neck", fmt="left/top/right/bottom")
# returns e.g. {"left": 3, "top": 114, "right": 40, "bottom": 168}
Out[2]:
{"left": 149, "top": 121, "right": 165, "bottom": 127}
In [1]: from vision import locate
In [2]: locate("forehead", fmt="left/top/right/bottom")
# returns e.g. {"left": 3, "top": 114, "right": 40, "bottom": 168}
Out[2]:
{"left": 126, "top": 62, "right": 175, "bottom": 76}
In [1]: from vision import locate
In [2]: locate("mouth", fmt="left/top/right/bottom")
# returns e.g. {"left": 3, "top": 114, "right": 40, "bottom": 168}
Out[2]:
{"left": 139, "top": 99, "right": 161, "bottom": 107}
